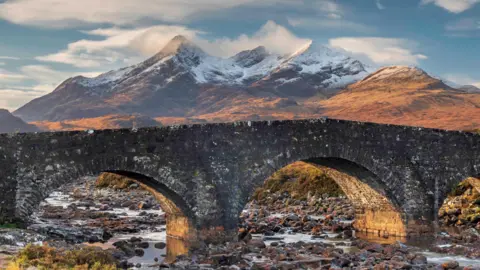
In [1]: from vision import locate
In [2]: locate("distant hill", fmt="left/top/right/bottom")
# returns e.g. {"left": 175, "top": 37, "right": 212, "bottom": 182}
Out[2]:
{"left": 0, "top": 109, "right": 40, "bottom": 133}
{"left": 318, "top": 66, "right": 480, "bottom": 130}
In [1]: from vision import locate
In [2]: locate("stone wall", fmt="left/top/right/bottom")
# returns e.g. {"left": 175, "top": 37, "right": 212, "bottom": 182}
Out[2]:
{"left": 0, "top": 118, "right": 478, "bottom": 241}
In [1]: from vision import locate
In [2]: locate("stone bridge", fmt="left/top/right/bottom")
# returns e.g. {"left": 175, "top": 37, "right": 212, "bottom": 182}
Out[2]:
{"left": 0, "top": 118, "right": 479, "bottom": 242}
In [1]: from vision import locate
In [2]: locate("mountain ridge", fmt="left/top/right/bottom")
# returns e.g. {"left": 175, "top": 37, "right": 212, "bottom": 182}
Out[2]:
{"left": 14, "top": 35, "right": 370, "bottom": 122}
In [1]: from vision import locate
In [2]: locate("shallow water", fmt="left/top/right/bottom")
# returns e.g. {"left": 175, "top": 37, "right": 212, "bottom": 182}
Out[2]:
{"left": 35, "top": 190, "right": 480, "bottom": 269}
{"left": 421, "top": 252, "right": 480, "bottom": 267}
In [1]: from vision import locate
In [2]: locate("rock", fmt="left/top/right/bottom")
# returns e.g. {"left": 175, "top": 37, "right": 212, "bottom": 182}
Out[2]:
{"left": 441, "top": 261, "right": 459, "bottom": 269}
{"left": 134, "top": 248, "right": 145, "bottom": 257}
{"left": 130, "top": 183, "right": 139, "bottom": 189}
{"left": 135, "top": 263, "right": 142, "bottom": 268}
{"left": 155, "top": 242, "right": 167, "bottom": 249}
{"left": 113, "top": 240, "right": 136, "bottom": 257}
{"left": 247, "top": 239, "right": 266, "bottom": 249}
{"left": 411, "top": 254, "right": 427, "bottom": 265}
{"left": 88, "top": 235, "right": 100, "bottom": 243}
{"left": 130, "top": 237, "right": 142, "bottom": 243}
{"left": 99, "top": 204, "right": 110, "bottom": 211}
{"left": 391, "top": 261, "right": 412, "bottom": 269}
{"left": 138, "top": 201, "right": 152, "bottom": 210}
{"left": 365, "top": 243, "right": 384, "bottom": 253}
{"left": 333, "top": 258, "right": 351, "bottom": 267}
{"left": 342, "top": 230, "right": 353, "bottom": 239}
{"left": 211, "top": 254, "right": 238, "bottom": 266}
{"left": 137, "top": 242, "right": 149, "bottom": 249}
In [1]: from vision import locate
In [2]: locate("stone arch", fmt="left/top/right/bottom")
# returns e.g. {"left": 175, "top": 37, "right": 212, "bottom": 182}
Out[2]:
{"left": 102, "top": 170, "right": 196, "bottom": 240}
{"left": 13, "top": 154, "right": 199, "bottom": 241}
{"left": 240, "top": 156, "right": 409, "bottom": 237}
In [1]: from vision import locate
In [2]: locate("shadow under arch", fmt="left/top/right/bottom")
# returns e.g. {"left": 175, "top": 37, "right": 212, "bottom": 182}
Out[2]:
{"left": 101, "top": 170, "right": 196, "bottom": 243}
{"left": 246, "top": 156, "right": 407, "bottom": 238}
{"left": 303, "top": 157, "right": 407, "bottom": 237}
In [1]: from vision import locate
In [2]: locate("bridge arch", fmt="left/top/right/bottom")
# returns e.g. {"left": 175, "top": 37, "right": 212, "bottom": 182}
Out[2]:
{"left": 239, "top": 156, "right": 408, "bottom": 237}
{"left": 13, "top": 153, "right": 205, "bottom": 241}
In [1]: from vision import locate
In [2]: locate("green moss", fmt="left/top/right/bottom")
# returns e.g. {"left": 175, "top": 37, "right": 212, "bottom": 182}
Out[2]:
{"left": 449, "top": 181, "right": 472, "bottom": 197}
{"left": 253, "top": 161, "right": 344, "bottom": 201}
{"left": 0, "top": 223, "right": 18, "bottom": 229}
{"left": 7, "top": 244, "right": 118, "bottom": 270}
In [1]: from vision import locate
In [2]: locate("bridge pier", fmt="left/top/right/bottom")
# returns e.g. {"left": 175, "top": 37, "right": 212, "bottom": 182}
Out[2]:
{"left": 354, "top": 209, "right": 407, "bottom": 237}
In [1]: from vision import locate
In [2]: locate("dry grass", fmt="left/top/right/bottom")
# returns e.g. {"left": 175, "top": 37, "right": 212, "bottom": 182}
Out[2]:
{"left": 31, "top": 76, "right": 480, "bottom": 132}
{"left": 318, "top": 79, "right": 480, "bottom": 131}
{"left": 95, "top": 172, "right": 136, "bottom": 190}
{"left": 253, "top": 161, "right": 344, "bottom": 201}
{"left": 32, "top": 114, "right": 161, "bottom": 131}
{"left": 6, "top": 244, "right": 117, "bottom": 270}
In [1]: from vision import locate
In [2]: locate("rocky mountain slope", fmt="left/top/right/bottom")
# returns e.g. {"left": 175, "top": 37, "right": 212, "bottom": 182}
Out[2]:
{"left": 14, "top": 36, "right": 370, "bottom": 122}
{"left": 0, "top": 109, "right": 40, "bottom": 133}
{"left": 318, "top": 66, "right": 480, "bottom": 130}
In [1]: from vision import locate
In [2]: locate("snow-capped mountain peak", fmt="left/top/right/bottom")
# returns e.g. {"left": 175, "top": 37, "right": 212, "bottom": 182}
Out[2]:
{"left": 158, "top": 35, "right": 205, "bottom": 57}
{"left": 37, "top": 36, "right": 376, "bottom": 105}
{"left": 361, "top": 66, "right": 431, "bottom": 83}
{"left": 232, "top": 46, "right": 270, "bottom": 68}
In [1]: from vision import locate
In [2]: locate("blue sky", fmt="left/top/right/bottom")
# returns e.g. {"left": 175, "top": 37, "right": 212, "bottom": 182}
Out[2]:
{"left": 0, "top": 0, "right": 479, "bottom": 111}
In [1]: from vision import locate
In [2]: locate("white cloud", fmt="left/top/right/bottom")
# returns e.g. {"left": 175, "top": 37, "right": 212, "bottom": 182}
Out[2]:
{"left": 37, "top": 21, "right": 311, "bottom": 67}
{"left": 0, "top": 69, "right": 27, "bottom": 82}
{"left": 376, "top": 0, "right": 386, "bottom": 10}
{"left": 287, "top": 17, "right": 374, "bottom": 33}
{"left": 0, "top": 86, "right": 51, "bottom": 111}
{"left": 0, "top": 56, "right": 20, "bottom": 60}
{"left": 420, "top": 0, "right": 479, "bottom": 13}
{"left": 445, "top": 18, "right": 480, "bottom": 31}
{"left": 196, "top": 21, "right": 311, "bottom": 57}
{"left": 314, "top": 0, "right": 344, "bottom": 19}
{"left": 444, "top": 74, "right": 480, "bottom": 87}
{"left": 20, "top": 65, "right": 101, "bottom": 84}
{"left": 0, "top": 0, "right": 292, "bottom": 27}
{"left": 37, "top": 25, "right": 200, "bottom": 67}
{"left": 329, "top": 37, "right": 428, "bottom": 66}
{"left": 0, "top": 65, "right": 103, "bottom": 111}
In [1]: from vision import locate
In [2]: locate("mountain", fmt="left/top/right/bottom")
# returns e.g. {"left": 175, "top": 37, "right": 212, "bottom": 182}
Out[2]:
{"left": 14, "top": 36, "right": 370, "bottom": 122}
{"left": 32, "top": 114, "right": 161, "bottom": 131}
{"left": 318, "top": 66, "right": 480, "bottom": 130}
{"left": 0, "top": 109, "right": 40, "bottom": 133}
{"left": 458, "top": 85, "right": 480, "bottom": 93}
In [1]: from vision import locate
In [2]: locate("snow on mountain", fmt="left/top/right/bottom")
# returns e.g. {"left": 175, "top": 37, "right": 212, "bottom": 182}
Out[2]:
{"left": 76, "top": 35, "right": 369, "bottom": 89}
{"left": 361, "top": 66, "right": 430, "bottom": 83}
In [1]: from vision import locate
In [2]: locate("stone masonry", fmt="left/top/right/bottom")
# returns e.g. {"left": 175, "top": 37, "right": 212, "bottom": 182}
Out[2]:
{"left": 0, "top": 118, "right": 479, "bottom": 241}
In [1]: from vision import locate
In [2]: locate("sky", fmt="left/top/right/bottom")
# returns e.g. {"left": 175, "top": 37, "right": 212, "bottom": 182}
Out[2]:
{"left": 0, "top": 0, "right": 479, "bottom": 111}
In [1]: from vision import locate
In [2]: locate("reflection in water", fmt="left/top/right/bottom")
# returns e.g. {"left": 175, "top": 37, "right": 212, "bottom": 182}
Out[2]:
{"left": 88, "top": 233, "right": 188, "bottom": 267}
{"left": 356, "top": 231, "right": 407, "bottom": 245}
